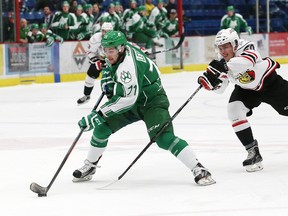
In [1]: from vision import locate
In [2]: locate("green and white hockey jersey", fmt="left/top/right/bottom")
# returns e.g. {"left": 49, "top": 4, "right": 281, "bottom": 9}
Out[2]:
{"left": 50, "top": 11, "right": 77, "bottom": 40}
{"left": 100, "top": 43, "right": 164, "bottom": 117}
{"left": 220, "top": 13, "right": 252, "bottom": 35}
{"left": 100, "top": 12, "right": 121, "bottom": 31}
{"left": 163, "top": 18, "right": 178, "bottom": 37}
{"left": 148, "top": 6, "right": 168, "bottom": 31}
{"left": 27, "top": 30, "right": 44, "bottom": 43}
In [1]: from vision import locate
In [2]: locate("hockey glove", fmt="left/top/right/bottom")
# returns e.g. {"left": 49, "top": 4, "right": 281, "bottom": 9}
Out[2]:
{"left": 76, "top": 32, "right": 86, "bottom": 41}
{"left": 198, "top": 70, "right": 222, "bottom": 91}
{"left": 55, "top": 35, "right": 64, "bottom": 43}
{"left": 208, "top": 59, "right": 228, "bottom": 75}
{"left": 101, "top": 67, "right": 114, "bottom": 99}
{"left": 45, "top": 36, "right": 55, "bottom": 47}
{"left": 246, "top": 26, "right": 253, "bottom": 35}
{"left": 89, "top": 57, "right": 103, "bottom": 71}
{"left": 78, "top": 110, "right": 105, "bottom": 131}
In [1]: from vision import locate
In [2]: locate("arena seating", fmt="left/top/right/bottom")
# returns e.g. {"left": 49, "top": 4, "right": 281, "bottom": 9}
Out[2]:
{"left": 5, "top": 0, "right": 287, "bottom": 36}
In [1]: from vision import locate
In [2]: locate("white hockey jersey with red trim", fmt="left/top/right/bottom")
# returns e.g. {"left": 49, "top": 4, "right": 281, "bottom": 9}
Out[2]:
{"left": 86, "top": 32, "right": 105, "bottom": 61}
{"left": 217, "top": 39, "right": 279, "bottom": 93}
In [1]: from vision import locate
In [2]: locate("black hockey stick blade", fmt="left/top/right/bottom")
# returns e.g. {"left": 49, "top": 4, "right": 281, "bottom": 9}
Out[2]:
{"left": 152, "top": 33, "right": 185, "bottom": 55}
{"left": 30, "top": 182, "right": 48, "bottom": 197}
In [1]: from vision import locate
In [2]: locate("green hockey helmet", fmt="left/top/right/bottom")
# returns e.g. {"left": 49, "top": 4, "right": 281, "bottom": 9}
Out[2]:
{"left": 101, "top": 31, "right": 127, "bottom": 49}
{"left": 226, "top": 5, "right": 234, "bottom": 11}
{"left": 84, "top": 4, "right": 92, "bottom": 11}
{"left": 30, "top": 23, "right": 39, "bottom": 29}
{"left": 137, "top": 5, "right": 146, "bottom": 12}
{"left": 40, "top": 23, "right": 48, "bottom": 29}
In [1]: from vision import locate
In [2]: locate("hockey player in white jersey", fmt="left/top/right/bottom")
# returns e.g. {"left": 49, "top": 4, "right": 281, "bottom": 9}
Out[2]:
{"left": 198, "top": 28, "right": 288, "bottom": 172}
{"left": 77, "top": 22, "right": 113, "bottom": 104}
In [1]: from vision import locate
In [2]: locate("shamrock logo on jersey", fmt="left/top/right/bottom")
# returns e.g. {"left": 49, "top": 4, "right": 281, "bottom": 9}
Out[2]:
{"left": 120, "top": 71, "right": 132, "bottom": 83}
{"left": 238, "top": 70, "right": 255, "bottom": 84}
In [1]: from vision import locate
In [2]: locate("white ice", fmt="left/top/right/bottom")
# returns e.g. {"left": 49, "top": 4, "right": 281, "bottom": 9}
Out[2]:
{"left": 1, "top": 66, "right": 288, "bottom": 216}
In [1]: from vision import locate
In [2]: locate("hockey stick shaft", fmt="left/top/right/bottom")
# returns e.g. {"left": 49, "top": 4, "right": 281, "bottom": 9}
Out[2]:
{"left": 30, "top": 92, "right": 105, "bottom": 196}
{"left": 118, "top": 85, "right": 202, "bottom": 181}
{"left": 151, "top": 34, "right": 185, "bottom": 55}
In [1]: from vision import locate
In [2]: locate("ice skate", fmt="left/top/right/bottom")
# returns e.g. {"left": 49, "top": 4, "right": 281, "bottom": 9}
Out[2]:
{"left": 77, "top": 95, "right": 90, "bottom": 105}
{"left": 72, "top": 159, "right": 100, "bottom": 182}
{"left": 243, "top": 145, "right": 263, "bottom": 172}
{"left": 192, "top": 163, "right": 216, "bottom": 186}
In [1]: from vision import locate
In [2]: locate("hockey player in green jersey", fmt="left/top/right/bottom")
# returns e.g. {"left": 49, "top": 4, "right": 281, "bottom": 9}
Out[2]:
{"left": 73, "top": 30, "right": 216, "bottom": 186}
{"left": 40, "top": 23, "right": 64, "bottom": 47}
{"left": 149, "top": 0, "right": 169, "bottom": 38}
{"left": 163, "top": 9, "right": 179, "bottom": 37}
{"left": 27, "top": 24, "right": 44, "bottom": 43}
{"left": 50, "top": 1, "right": 77, "bottom": 40}
{"left": 126, "top": 5, "right": 158, "bottom": 49}
{"left": 220, "top": 5, "right": 252, "bottom": 36}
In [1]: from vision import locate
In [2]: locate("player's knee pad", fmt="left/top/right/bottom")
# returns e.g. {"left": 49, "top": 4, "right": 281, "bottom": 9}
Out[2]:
{"left": 90, "top": 123, "right": 112, "bottom": 148}
{"left": 85, "top": 75, "right": 96, "bottom": 88}
{"left": 227, "top": 101, "right": 251, "bottom": 132}
{"left": 156, "top": 132, "right": 188, "bottom": 156}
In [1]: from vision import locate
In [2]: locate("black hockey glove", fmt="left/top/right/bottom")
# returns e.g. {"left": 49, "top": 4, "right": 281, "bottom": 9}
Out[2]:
{"left": 198, "top": 70, "right": 222, "bottom": 91}
{"left": 101, "top": 67, "right": 114, "bottom": 99}
{"left": 89, "top": 57, "right": 103, "bottom": 71}
{"left": 208, "top": 59, "right": 228, "bottom": 75}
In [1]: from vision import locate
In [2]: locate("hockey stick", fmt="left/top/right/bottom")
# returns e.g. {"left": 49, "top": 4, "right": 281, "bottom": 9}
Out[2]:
{"left": 30, "top": 92, "right": 105, "bottom": 197}
{"left": 151, "top": 33, "right": 185, "bottom": 55}
{"left": 99, "top": 85, "right": 202, "bottom": 189}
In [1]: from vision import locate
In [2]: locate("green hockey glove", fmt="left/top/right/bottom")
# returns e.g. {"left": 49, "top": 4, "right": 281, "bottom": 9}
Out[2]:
{"left": 246, "top": 26, "right": 253, "bottom": 35}
{"left": 77, "top": 32, "right": 86, "bottom": 41}
{"left": 78, "top": 110, "right": 105, "bottom": 131}
{"left": 101, "top": 67, "right": 114, "bottom": 99}
{"left": 45, "top": 36, "right": 55, "bottom": 47}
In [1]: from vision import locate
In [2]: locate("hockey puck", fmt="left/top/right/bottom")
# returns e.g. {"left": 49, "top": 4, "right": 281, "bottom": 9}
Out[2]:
{"left": 38, "top": 193, "right": 47, "bottom": 197}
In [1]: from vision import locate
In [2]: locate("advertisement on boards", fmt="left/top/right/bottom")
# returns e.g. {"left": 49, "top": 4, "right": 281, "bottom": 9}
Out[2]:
{"left": 269, "top": 32, "right": 288, "bottom": 56}
{"left": 5, "top": 43, "right": 55, "bottom": 75}
{"left": 59, "top": 41, "right": 89, "bottom": 74}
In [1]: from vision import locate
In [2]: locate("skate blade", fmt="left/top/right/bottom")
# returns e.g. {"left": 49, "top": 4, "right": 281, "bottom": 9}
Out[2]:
{"left": 72, "top": 175, "right": 93, "bottom": 183}
{"left": 197, "top": 176, "right": 216, "bottom": 186}
{"left": 245, "top": 162, "right": 263, "bottom": 172}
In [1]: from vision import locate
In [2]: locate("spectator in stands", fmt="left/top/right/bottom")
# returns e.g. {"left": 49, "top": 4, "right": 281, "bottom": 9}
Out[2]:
{"left": 149, "top": 0, "right": 169, "bottom": 38}
{"left": 125, "top": 5, "right": 158, "bottom": 49}
{"left": 92, "top": 3, "right": 101, "bottom": 24}
{"left": 3, "top": 11, "right": 14, "bottom": 42}
{"left": 69, "top": 0, "right": 78, "bottom": 14}
{"left": 70, "top": 5, "right": 86, "bottom": 40}
{"left": 163, "top": 9, "right": 178, "bottom": 37}
{"left": 50, "top": 1, "right": 77, "bottom": 40}
{"left": 165, "top": 0, "right": 177, "bottom": 17}
{"left": 39, "top": 6, "right": 54, "bottom": 29}
{"left": 98, "top": 3, "right": 121, "bottom": 31}
{"left": 92, "top": 16, "right": 107, "bottom": 34}
{"left": 79, "top": 4, "right": 94, "bottom": 40}
{"left": 40, "top": 23, "right": 63, "bottom": 46}
{"left": 220, "top": 5, "right": 252, "bottom": 36}
{"left": 27, "top": 23, "right": 44, "bottom": 43}
{"left": 20, "top": 18, "right": 29, "bottom": 43}
{"left": 122, "top": 0, "right": 137, "bottom": 26}
{"left": 114, "top": 1, "right": 123, "bottom": 20}
{"left": 145, "top": 0, "right": 155, "bottom": 17}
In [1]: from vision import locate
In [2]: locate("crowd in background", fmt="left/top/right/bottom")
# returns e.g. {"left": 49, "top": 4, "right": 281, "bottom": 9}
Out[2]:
{"left": 2, "top": 0, "right": 179, "bottom": 49}
{"left": 3, "top": 0, "right": 288, "bottom": 46}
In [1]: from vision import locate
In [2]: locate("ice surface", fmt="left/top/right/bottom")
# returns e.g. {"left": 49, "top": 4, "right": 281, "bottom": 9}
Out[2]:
{"left": 1, "top": 67, "right": 288, "bottom": 216}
